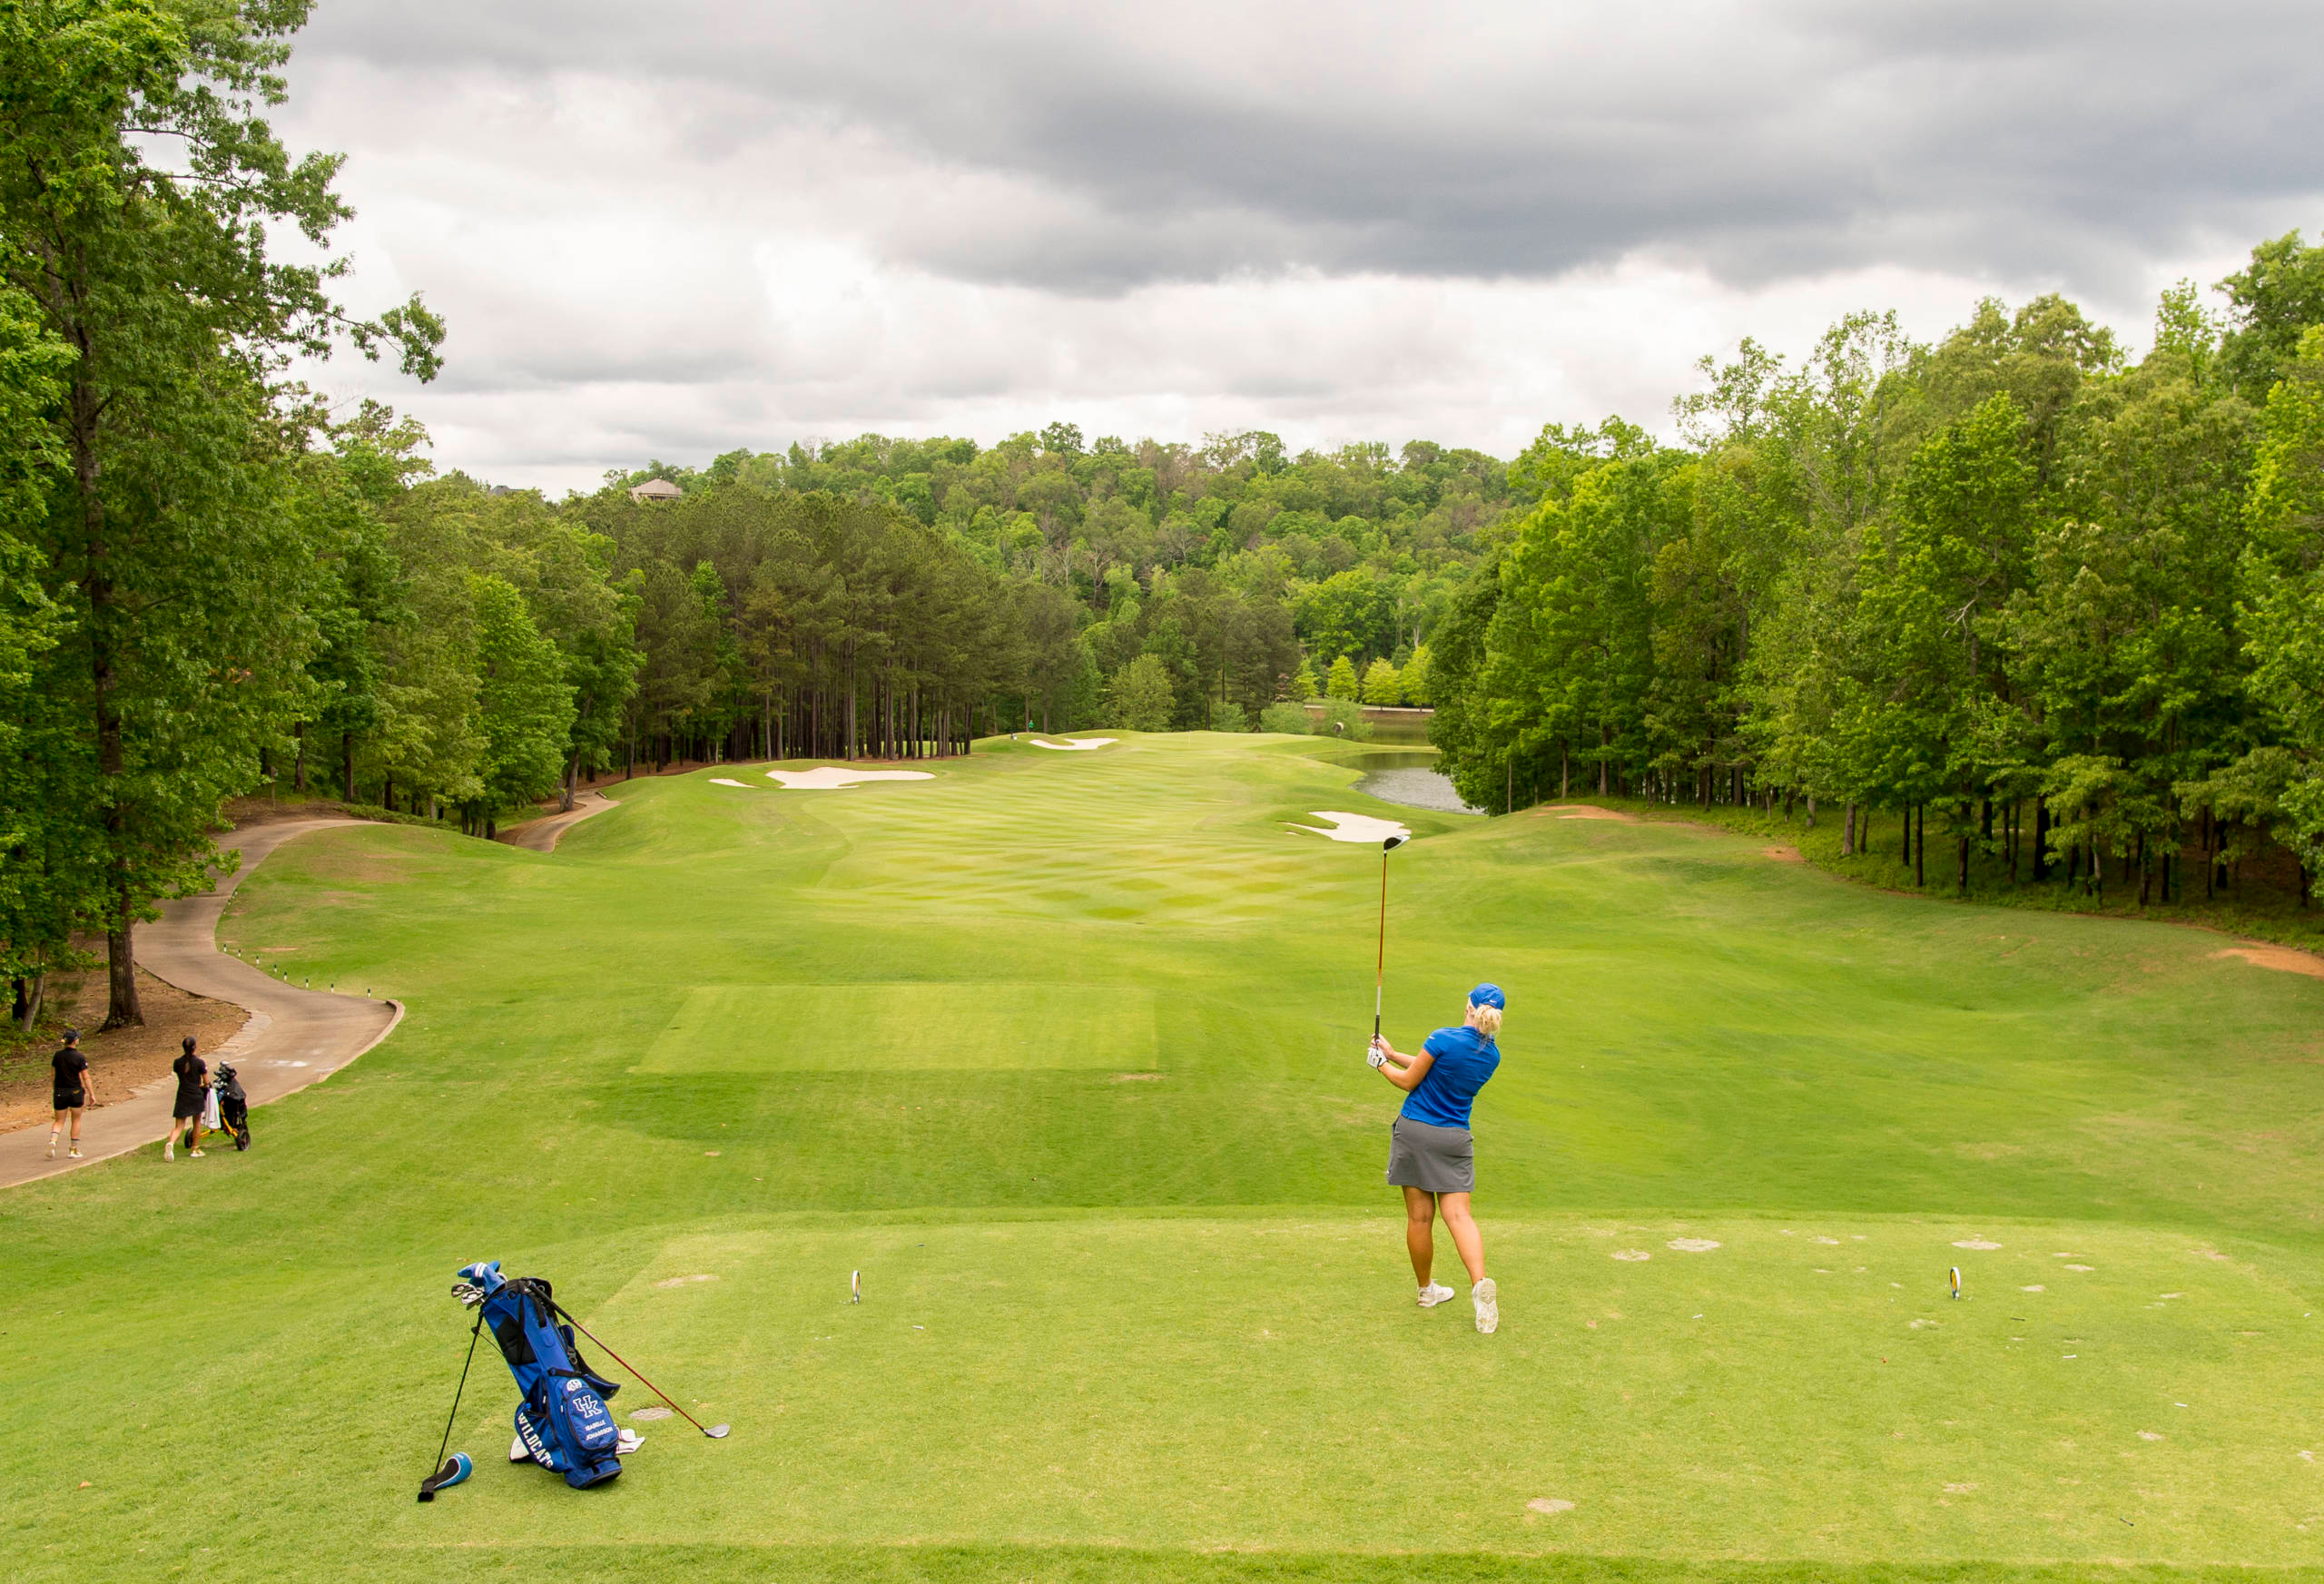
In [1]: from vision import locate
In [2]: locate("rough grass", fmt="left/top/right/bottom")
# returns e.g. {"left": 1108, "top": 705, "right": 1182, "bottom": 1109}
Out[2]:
{"left": 6, "top": 733, "right": 2322, "bottom": 1582}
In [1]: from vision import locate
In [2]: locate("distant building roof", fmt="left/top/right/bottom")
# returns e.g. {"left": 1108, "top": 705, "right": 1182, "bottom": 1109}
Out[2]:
{"left": 628, "top": 478, "right": 683, "bottom": 502}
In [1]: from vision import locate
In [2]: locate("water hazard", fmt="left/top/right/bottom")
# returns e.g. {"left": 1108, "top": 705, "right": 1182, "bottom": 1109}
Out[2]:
{"left": 1348, "top": 750, "right": 1483, "bottom": 815}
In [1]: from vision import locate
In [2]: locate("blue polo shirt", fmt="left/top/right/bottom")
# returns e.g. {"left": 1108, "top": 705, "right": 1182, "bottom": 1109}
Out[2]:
{"left": 1400, "top": 1024, "right": 1500, "bottom": 1129}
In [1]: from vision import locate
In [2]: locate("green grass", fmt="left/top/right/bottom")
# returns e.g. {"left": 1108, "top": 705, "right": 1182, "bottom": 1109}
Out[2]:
{"left": 6, "top": 733, "right": 2324, "bottom": 1582}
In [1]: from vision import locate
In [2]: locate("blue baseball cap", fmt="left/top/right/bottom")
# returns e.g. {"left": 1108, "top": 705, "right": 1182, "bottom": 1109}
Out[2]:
{"left": 1469, "top": 982, "right": 1505, "bottom": 1009}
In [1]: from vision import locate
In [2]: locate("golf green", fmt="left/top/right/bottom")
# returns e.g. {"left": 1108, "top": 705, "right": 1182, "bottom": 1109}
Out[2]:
{"left": 6, "top": 733, "right": 2322, "bottom": 1583}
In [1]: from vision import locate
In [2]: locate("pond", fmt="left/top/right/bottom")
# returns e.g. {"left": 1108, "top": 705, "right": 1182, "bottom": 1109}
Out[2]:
{"left": 1346, "top": 750, "right": 1484, "bottom": 815}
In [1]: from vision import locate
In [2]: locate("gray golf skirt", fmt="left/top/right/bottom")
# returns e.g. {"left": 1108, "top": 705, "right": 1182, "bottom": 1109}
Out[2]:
{"left": 1385, "top": 1116, "right": 1474, "bottom": 1194}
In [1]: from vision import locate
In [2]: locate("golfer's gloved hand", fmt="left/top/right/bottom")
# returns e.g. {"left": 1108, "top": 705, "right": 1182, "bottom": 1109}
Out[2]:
{"left": 1366, "top": 1038, "right": 1388, "bottom": 1069}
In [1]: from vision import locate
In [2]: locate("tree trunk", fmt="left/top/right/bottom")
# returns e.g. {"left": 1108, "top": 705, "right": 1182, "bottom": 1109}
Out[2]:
{"left": 1560, "top": 743, "right": 1569, "bottom": 800}
{"left": 104, "top": 897, "right": 142, "bottom": 1029}
{"left": 342, "top": 730, "right": 356, "bottom": 802}
{"left": 294, "top": 720, "right": 308, "bottom": 792}
{"left": 1956, "top": 831, "right": 1969, "bottom": 894}
{"left": 1842, "top": 802, "right": 1856, "bottom": 857}
{"left": 2033, "top": 797, "right": 2050, "bottom": 882}
{"left": 12, "top": 971, "right": 44, "bottom": 1033}
{"left": 1914, "top": 804, "right": 1925, "bottom": 888}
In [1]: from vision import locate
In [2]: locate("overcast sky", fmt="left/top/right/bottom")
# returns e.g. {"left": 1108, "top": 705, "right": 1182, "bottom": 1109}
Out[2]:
{"left": 280, "top": 0, "right": 2324, "bottom": 493}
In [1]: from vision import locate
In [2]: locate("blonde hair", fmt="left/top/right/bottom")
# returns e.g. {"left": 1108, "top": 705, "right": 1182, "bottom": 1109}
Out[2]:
{"left": 1468, "top": 1001, "right": 1503, "bottom": 1039}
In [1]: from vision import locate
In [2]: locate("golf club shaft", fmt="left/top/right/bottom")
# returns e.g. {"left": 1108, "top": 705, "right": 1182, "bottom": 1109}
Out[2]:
{"left": 557, "top": 1308, "right": 719, "bottom": 1437}
{"left": 1374, "top": 847, "right": 1390, "bottom": 1039}
{"left": 423, "top": 1311, "right": 484, "bottom": 1499}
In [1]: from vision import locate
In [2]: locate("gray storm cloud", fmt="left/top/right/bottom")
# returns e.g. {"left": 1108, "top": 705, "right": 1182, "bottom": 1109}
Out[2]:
{"left": 275, "top": 0, "right": 2324, "bottom": 488}
{"left": 294, "top": 0, "right": 2324, "bottom": 292}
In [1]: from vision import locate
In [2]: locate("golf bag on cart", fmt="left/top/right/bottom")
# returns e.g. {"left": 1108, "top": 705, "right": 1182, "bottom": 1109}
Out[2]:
{"left": 454, "top": 1261, "right": 623, "bottom": 1489}
{"left": 212, "top": 1062, "right": 250, "bottom": 1150}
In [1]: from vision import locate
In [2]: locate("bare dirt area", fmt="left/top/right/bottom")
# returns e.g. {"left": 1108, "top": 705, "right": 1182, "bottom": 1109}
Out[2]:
{"left": 1763, "top": 844, "right": 1805, "bottom": 862}
{"left": 1541, "top": 804, "right": 1640, "bottom": 822}
{"left": 0, "top": 969, "right": 248, "bottom": 1134}
{"left": 2211, "top": 943, "right": 2324, "bottom": 979}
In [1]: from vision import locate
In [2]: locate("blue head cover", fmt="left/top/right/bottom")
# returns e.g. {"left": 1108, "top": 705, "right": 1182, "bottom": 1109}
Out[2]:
{"left": 1469, "top": 982, "right": 1505, "bottom": 1010}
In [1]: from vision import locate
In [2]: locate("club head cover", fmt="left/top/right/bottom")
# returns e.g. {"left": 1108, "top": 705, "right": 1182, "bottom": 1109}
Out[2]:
{"left": 418, "top": 1451, "right": 473, "bottom": 1502}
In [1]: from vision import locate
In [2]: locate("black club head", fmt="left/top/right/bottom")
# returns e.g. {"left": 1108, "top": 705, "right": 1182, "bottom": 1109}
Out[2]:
{"left": 1383, "top": 835, "right": 1408, "bottom": 851}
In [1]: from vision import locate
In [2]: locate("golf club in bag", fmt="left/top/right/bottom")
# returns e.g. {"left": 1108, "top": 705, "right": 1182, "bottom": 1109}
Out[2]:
{"left": 212, "top": 1061, "right": 251, "bottom": 1150}
{"left": 1371, "top": 833, "right": 1408, "bottom": 1061}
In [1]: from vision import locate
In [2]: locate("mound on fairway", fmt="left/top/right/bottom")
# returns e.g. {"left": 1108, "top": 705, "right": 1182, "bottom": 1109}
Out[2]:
{"left": 7, "top": 733, "right": 2324, "bottom": 1584}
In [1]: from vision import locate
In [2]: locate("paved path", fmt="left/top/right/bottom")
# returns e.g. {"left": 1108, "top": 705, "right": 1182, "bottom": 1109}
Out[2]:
{"left": 0, "top": 820, "right": 402, "bottom": 1190}
{"left": 499, "top": 790, "right": 615, "bottom": 853}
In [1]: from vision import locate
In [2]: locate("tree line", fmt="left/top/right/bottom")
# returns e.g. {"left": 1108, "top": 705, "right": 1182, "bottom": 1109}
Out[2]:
{"left": 1430, "top": 239, "right": 2324, "bottom": 912}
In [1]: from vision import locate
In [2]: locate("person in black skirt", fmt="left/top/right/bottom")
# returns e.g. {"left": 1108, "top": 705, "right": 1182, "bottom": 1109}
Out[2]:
{"left": 166, "top": 1036, "right": 208, "bottom": 1160}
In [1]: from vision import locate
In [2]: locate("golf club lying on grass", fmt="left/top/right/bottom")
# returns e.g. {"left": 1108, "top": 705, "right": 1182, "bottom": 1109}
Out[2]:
{"left": 1370, "top": 833, "right": 1408, "bottom": 1063}
{"left": 553, "top": 1306, "right": 732, "bottom": 1440}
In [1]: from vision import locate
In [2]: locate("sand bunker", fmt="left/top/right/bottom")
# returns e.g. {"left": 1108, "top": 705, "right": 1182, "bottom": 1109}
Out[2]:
{"left": 1953, "top": 1238, "right": 2003, "bottom": 1250}
{"left": 1029, "top": 737, "right": 1117, "bottom": 752}
{"left": 765, "top": 767, "right": 936, "bottom": 791}
{"left": 2211, "top": 943, "right": 2324, "bottom": 979}
{"left": 1288, "top": 811, "right": 1413, "bottom": 844}
{"left": 707, "top": 778, "right": 754, "bottom": 789}
{"left": 1544, "top": 804, "right": 1638, "bottom": 822}
{"left": 1668, "top": 1237, "right": 1721, "bottom": 1253}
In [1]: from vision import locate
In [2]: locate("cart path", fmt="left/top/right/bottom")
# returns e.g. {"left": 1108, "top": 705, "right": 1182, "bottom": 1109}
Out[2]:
{"left": 0, "top": 820, "right": 402, "bottom": 1190}
{"left": 499, "top": 790, "right": 616, "bottom": 852}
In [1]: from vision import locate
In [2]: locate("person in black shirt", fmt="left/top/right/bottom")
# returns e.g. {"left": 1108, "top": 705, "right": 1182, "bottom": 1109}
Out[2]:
{"left": 166, "top": 1036, "right": 208, "bottom": 1161}
{"left": 48, "top": 1028, "right": 94, "bottom": 1161}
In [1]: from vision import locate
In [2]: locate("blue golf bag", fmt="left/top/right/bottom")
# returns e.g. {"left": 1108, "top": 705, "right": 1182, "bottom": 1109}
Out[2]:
{"left": 457, "top": 1261, "right": 623, "bottom": 1489}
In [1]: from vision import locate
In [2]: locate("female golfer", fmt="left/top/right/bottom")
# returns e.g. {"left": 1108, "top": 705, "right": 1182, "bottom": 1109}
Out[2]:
{"left": 1369, "top": 983, "right": 1503, "bottom": 1333}
{"left": 48, "top": 1028, "right": 94, "bottom": 1160}
{"left": 166, "top": 1036, "right": 207, "bottom": 1161}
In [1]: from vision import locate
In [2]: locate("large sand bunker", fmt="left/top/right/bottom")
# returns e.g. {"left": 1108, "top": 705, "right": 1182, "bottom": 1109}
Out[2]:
{"left": 1029, "top": 737, "right": 1117, "bottom": 752}
{"left": 1288, "top": 811, "right": 1412, "bottom": 844}
{"left": 765, "top": 767, "right": 936, "bottom": 791}
{"left": 2211, "top": 943, "right": 2324, "bottom": 979}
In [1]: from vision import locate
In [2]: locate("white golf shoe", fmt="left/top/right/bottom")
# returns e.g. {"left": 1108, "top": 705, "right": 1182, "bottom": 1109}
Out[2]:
{"left": 1472, "top": 1277, "right": 1499, "bottom": 1334}
{"left": 1416, "top": 1283, "right": 1456, "bottom": 1308}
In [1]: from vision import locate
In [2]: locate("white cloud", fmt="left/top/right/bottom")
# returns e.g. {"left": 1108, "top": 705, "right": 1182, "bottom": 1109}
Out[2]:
{"left": 276, "top": 3, "right": 2324, "bottom": 493}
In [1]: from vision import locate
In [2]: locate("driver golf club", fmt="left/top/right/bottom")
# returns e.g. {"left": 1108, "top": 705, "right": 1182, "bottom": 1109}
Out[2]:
{"left": 1374, "top": 833, "right": 1408, "bottom": 1054}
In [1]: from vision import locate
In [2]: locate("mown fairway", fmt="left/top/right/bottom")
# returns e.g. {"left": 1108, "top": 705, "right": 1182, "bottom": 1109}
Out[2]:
{"left": 6, "top": 733, "right": 2323, "bottom": 1583}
